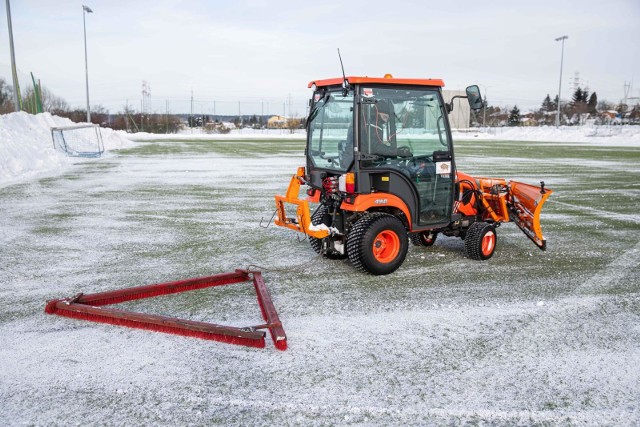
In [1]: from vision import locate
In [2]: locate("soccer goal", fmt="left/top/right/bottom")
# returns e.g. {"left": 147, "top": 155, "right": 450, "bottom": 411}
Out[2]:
{"left": 51, "top": 124, "right": 105, "bottom": 158}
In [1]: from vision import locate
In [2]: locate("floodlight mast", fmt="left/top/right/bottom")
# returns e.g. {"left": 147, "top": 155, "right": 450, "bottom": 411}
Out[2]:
{"left": 555, "top": 35, "right": 568, "bottom": 127}
{"left": 83, "top": 5, "right": 93, "bottom": 123}
{"left": 5, "top": 0, "right": 20, "bottom": 111}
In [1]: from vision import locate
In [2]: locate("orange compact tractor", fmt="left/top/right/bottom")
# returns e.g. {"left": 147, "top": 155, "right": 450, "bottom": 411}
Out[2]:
{"left": 274, "top": 75, "right": 552, "bottom": 275}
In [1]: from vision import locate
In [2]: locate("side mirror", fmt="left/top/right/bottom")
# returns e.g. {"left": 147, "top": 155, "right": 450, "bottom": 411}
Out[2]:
{"left": 466, "top": 85, "right": 484, "bottom": 110}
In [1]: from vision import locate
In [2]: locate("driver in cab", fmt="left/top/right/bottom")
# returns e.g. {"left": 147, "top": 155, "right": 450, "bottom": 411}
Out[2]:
{"left": 367, "top": 100, "right": 411, "bottom": 158}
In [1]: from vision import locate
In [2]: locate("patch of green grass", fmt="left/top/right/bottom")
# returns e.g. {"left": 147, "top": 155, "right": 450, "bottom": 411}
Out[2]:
{"left": 120, "top": 139, "right": 305, "bottom": 157}
{"left": 542, "top": 396, "right": 571, "bottom": 410}
{"left": 50, "top": 212, "right": 77, "bottom": 221}
{"left": 455, "top": 139, "right": 640, "bottom": 162}
{"left": 32, "top": 226, "right": 66, "bottom": 235}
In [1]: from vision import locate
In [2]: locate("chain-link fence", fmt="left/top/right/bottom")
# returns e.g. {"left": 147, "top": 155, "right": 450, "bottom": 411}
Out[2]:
{"left": 128, "top": 97, "right": 310, "bottom": 119}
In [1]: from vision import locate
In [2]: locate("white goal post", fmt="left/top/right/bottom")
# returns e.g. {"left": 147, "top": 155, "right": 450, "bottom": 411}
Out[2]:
{"left": 51, "top": 124, "right": 105, "bottom": 158}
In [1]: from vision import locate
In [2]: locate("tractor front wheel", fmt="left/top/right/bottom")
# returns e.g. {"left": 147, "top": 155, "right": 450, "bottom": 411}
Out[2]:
{"left": 347, "top": 214, "right": 408, "bottom": 275}
{"left": 464, "top": 222, "right": 497, "bottom": 260}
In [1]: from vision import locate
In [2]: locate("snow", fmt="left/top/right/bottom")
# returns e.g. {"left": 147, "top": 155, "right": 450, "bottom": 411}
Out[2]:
{"left": 453, "top": 125, "right": 640, "bottom": 146}
{"left": 307, "top": 223, "right": 339, "bottom": 235}
{"left": 0, "top": 112, "right": 134, "bottom": 188}
{"left": 1, "top": 112, "right": 640, "bottom": 425}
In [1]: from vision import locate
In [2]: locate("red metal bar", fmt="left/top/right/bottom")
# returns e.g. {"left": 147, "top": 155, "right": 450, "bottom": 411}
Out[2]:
{"left": 252, "top": 271, "right": 287, "bottom": 350}
{"left": 45, "top": 269, "right": 286, "bottom": 350}
{"left": 50, "top": 301, "right": 266, "bottom": 348}
{"left": 75, "top": 271, "right": 250, "bottom": 306}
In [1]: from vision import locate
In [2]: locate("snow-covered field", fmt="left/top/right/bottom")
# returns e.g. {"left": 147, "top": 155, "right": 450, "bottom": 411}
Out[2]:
{"left": 1, "top": 113, "right": 639, "bottom": 425}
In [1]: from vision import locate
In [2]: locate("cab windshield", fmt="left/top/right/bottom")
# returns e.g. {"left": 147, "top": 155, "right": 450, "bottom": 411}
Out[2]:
{"left": 307, "top": 90, "right": 354, "bottom": 172}
{"left": 359, "top": 87, "right": 450, "bottom": 162}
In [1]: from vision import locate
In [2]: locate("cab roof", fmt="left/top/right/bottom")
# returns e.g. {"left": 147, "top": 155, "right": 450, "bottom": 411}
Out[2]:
{"left": 308, "top": 75, "right": 445, "bottom": 89}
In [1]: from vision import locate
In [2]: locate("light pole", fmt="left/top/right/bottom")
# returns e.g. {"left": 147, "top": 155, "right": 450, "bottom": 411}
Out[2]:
{"left": 82, "top": 5, "right": 93, "bottom": 123}
{"left": 555, "top": 35, "right": 568, "bottom": 127}
{"left": 481, "top": 86, "right": 489, "bottom": 128}
{"left": 5, "top": 0, "right": 20, "bottom": 111}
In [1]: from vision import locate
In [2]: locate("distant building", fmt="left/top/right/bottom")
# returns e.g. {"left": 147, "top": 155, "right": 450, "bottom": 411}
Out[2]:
{"left": 443, "top": 90, "right": 471, "bottom": 129}
{"left": 490, "top": 111, "right": 509, "bottom": 127}
{"left": 521, "top": 111, "right": 537, "bottom": 126}
{"left": 267, "top": 115, "right": 286, "bottom": 128}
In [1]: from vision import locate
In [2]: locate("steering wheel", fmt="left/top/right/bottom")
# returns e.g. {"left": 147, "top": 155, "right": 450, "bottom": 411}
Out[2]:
{"left": 397, "top": 145, "right": 412, "bottom": 157}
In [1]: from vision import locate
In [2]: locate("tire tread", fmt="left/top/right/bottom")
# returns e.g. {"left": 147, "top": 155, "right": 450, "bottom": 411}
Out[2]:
{"left": 347, "top": 213, "right": 408, "bottom": 275}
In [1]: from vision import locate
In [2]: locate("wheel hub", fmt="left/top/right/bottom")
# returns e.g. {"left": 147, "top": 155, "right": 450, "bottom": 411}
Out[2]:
{"left": 481, "top": 231, "right": 495, "bottom": 256}
{"left": 372, "top": 230, "right": 400, "bottom": 263}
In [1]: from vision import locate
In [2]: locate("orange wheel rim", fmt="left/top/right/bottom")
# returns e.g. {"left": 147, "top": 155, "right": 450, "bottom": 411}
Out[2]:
{"left": 372, "top": 230, "right": 400, "bottom": 263}
{"left": 481, "top": 231, "right": 495, "bottom": 256}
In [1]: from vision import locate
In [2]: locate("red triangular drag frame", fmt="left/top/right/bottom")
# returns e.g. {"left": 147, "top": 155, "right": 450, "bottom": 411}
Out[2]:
{"left": 45, "top": 269, "right": 287, "bottom": 350}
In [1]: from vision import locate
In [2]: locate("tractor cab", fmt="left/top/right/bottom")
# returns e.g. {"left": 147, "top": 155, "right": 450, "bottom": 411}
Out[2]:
{"left": 274, "top": 75, "right": 551, "bottom": 275}
{"left": 305, "top": 76, "right": 480, "bottom": 230}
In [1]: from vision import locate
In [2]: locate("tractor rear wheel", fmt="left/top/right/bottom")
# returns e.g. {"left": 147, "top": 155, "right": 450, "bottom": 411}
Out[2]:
{"left": 410, "top": 231, "right": 438, "bottom": 247}
{"left": 309, "top": 205, "right": 347, "bottom": 259}
{"left": 347, "top": 213, "right": 408, "bottom": 275}
{"left": 464, "top": 222, "right": 497, "bottom": 260}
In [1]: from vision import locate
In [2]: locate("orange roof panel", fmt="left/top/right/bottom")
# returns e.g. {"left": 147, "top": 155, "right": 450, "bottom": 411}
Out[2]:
{"left": 308, "top": 76, "right": 445, "bottom": 88}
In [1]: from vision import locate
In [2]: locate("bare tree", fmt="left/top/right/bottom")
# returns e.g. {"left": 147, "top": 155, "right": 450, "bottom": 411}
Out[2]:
{"left": 0, "top": 78, "right": 15, "bottom": 113}
{"left": 286, "top": 118, "right": 301, "bottom": 133}
{"left": 40, "top": 87, "right": 69, "bottom": 114}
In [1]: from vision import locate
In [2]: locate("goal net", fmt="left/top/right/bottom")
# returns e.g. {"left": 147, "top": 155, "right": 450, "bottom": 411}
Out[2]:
{"left": 51, "top": 124, "right": 105, "bottom": 158}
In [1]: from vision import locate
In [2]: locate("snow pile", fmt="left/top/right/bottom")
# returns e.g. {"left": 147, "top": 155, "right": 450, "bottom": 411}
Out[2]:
{"left": 0, "top": 112, "right": 134, "bottom": 188}
{"left": 453, "top": 125, "right": 640, "bottom": 146}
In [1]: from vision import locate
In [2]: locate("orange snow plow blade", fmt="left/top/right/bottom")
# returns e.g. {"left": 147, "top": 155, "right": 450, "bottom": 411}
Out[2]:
{"left": 508, "top": 181, "right": 553, "bottom": 250}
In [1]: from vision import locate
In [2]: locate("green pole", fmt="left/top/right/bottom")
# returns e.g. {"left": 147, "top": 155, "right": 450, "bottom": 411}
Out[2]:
{"left": 38, "top": 79, "right": 44, "bottom": 112}
{"left": 30, "top": 72, "right": 43, "bottom": 113}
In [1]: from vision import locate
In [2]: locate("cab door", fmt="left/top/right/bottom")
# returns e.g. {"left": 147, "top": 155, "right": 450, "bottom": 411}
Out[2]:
{"left": 414, "top": 147, "right": 454, "bottom": 226}
{"left": 357, "top": 87, "right": 455, "bottom": 227}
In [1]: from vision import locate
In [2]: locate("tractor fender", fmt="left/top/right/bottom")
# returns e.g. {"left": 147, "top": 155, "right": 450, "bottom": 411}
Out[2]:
{"left": 340, "top": 193, "right": 412, "bottom": 226}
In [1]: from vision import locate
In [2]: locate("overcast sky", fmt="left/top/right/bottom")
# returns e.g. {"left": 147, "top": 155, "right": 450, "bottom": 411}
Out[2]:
{"left": 1, "top": 0, "right": 639, "bottom": 115}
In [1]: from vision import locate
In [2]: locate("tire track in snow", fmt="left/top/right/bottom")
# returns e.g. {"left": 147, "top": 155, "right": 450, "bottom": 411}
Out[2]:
{"left": 574, "top": 238, "right": 640, "bottom": 294}
{"left": 496, "top": 238, "right": 640, "bottom": 334}
{"left": 476, "top": 241, "right": 640, "bottom": 408}
{"left": 550, "top": 199, "right": 640, "bottom": 225}
{"left": 440, "top": 239, "right": 640, "bottom": 422}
